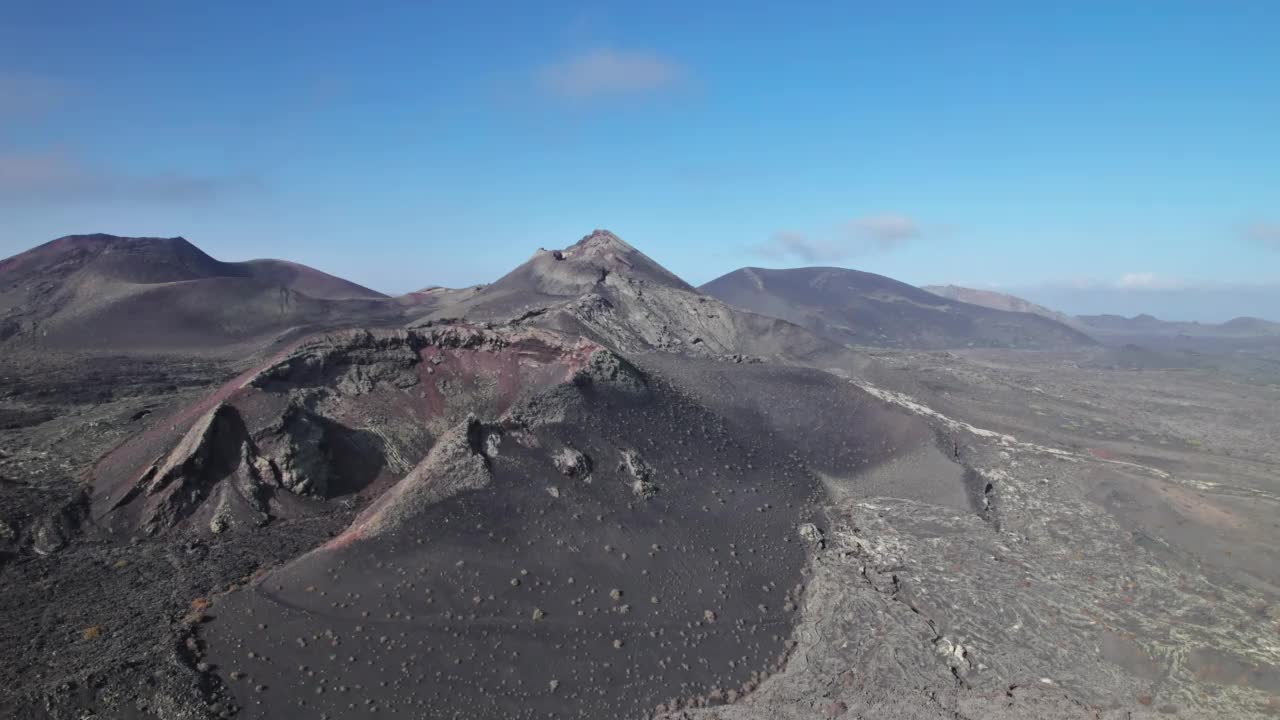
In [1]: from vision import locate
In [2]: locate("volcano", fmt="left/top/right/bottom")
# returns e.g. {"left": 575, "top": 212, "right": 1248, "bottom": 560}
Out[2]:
{"left": 77, "top": 231, "right": 949, "bottom": 718}
{"left": 1, "top": 229, "right": 1274, "bottom": 720}
{"left": 0, "top": 234, "right": 400, "bottom": 351}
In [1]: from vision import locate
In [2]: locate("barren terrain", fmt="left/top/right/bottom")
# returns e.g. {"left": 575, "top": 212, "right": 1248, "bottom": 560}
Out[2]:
{"left": 1, "top": 231, "right": 1277, "bottom": 720}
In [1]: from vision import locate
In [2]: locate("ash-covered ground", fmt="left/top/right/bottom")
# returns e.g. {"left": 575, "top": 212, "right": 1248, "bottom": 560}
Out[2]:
{"left": 680, "top": 347, "right": 1280, "bottom": 720}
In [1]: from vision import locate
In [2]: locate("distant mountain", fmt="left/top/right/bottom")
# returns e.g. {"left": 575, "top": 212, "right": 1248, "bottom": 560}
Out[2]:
{"left": 0, "top": 234, "right": 400, "bottom": 351}
{"left": 409, "top": 230, "right": 843, "bottom": 362}
{"left": 1075, "top": 313, "right": 1164, "bottom": 333}
{"left": 701, "top": 267, "right": 1096, "bottom": 350}
{"left": 1070, "top": 311, "right": 1280, "bottom": 338}
{"left": 1075, "top": 313, "right": 1280, "bottom": 338}
{"left": 920, "top": 287, "right": 1280, "bottom": 343}
{"left": 922, "top": 284, "right": 1080, "bottom": 328}
{"left": 1220, "top": 316, "right": 1280, "bottom": 334}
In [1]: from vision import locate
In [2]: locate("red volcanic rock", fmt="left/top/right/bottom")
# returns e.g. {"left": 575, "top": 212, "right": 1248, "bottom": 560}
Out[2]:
{"left": 90, "top": 325, "right": 645, "bottom": 536}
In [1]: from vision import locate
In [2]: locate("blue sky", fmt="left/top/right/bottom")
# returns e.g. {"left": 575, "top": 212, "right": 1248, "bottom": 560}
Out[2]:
{"left": 2, "top": 1, "right": 1277, "bottom": 320}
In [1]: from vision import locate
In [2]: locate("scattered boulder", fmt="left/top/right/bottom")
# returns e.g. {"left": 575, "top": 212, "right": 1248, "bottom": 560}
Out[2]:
{"left": 797, "top": 522, "right": 825, "bottom": 549}
{"left": 619, "top": 448, "right": 659, "bottom": 498}
{"left": 31, "top": 514, "right": 70, "bottom": 555}
{"left": 553, "top": 447, "right": 592, "bottom": 480}
{"left": 935, "top": 636, "right": 974, "bottom": 675}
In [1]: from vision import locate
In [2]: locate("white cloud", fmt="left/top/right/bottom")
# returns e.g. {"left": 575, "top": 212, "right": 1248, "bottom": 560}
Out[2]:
{"left": 755, "top": 213, "right": 925, "bottom": 263}
{"left": 537, "top": 49, "right": 685, "bottom": 99}
{"left": 752, "top": 230, "right": 841, "bottom": 263}
{"left": 1242, "top": 222, "right": 1280, "bottom": 249}
{"left": 1115, "top": 272, "right": 1185, "bottom": 290}
{"left": 845, "top": 213, "right": 921, "bottom": 250}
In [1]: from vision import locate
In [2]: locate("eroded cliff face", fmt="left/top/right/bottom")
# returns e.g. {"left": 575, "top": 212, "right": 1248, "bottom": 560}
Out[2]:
{"left": 89, "top": 325, "right": 646, "bottom": 537}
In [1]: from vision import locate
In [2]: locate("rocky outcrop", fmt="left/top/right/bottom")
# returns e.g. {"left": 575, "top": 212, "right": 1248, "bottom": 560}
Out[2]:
{"left": 575, "top": 347, "right": 650, "bottom": 398}
{"left": 253, "top": 406, "right": 331, "bottom": 498}
{"left": 120, "top": 404, "right": 272, "bottom": 535}
{"left": 98, "top": 401, "right": 368, "bottom": 535}
{"left": 246, "top": 328, "right": 434, "bottom": 393}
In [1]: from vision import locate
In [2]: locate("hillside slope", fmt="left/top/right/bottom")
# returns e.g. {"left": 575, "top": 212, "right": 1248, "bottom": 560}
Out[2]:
{"left": 0, "top": 234, "right": 399, "bottom": 351}
{"left": 702, "top": 267, "right": 1095, "bottom": 349}
{"left": 922, "top": 284, "right": 1081, "bottom": 328}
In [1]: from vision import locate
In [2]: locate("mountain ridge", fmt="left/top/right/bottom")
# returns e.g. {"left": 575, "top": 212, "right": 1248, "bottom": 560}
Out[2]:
{"left": 1076, "top": 312, "right": 1280, "bottom": 337}
{"left": 922, "top": 284, "right": 1280, "bottom": 341}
